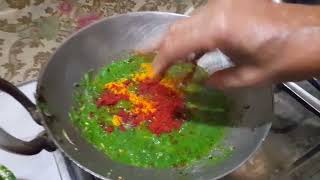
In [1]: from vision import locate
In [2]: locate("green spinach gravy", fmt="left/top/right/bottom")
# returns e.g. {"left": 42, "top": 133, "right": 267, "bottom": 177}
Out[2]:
{"left": 70, "top": 54, "right": 232, "bottom": 168}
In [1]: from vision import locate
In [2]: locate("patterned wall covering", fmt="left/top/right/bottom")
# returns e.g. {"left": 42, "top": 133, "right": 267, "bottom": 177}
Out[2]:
{"left": 0, "top": 0, "right": 204, "bottom": 85}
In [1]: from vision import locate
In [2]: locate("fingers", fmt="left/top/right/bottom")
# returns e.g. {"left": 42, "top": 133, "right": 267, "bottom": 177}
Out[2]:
{"left": 206, "top": 66, "right": 268, "bottom": 89}
{"left": 136, "top": 37, "right": 163, "bottom": 55}
{"left": 152, "top": 17, "right": 215, "bottom": 76}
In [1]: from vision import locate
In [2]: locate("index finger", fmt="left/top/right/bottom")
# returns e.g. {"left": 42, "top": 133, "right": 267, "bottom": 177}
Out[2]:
{"left": 152, "top": 16, "right": 216, "bottom": 76}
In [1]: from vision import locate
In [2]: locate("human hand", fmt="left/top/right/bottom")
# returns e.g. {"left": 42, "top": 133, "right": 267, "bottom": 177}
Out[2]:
{"left": 150, "top": 0, "right": 320, "bottom": 89}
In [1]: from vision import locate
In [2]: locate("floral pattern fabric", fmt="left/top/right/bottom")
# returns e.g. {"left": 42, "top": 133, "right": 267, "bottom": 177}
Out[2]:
{"left": 0, "top": 0, "right": 204, "bottom": 85}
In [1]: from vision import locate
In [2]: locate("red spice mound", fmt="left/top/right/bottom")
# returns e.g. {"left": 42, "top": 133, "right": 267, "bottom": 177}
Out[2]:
{"left": 138, "top": 80, "right": 184, "bottom": 135}
{"left": 117, "top": 110, "right": 131, "bottom": 123}
{"left": 96, "top": 79, "right": 186, "bottom": 135}
{"left": 96, "top": 91, "right": 128, "bottom": 107}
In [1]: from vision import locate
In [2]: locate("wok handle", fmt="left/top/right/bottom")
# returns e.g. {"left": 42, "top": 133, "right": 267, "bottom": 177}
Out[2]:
{"left": 281, "top": 82, "right": 320, "bottom": 117}
{"left": 0, "top": 78, "right": 56, "bottom": 155}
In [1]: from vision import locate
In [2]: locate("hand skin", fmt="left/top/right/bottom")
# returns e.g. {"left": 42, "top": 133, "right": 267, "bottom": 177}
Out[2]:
{"left": 151, "top": 0, "right": 320, "bottom": 90}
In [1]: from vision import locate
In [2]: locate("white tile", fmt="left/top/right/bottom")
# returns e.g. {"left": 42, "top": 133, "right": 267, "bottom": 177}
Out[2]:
{"left": 0, "top": 82, "right": 61, "bottom": 180}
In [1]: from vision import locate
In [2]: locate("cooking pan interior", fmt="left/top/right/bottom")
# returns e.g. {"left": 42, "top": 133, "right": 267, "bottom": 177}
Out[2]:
{"left": 37, "top": 12, "right": 272, "bottom": 180}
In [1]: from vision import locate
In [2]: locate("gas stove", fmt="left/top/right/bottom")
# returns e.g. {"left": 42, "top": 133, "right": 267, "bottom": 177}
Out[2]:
{"left": 53, "top": 80, "right": 320, "bottom": 180}
{"left": 1, "top": 80, "right": 318, "bottom": 180}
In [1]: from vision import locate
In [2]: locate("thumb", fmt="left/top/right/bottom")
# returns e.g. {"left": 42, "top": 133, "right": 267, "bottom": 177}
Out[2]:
{"left": 206, "top": 66, "right": 268, "bottom": 89}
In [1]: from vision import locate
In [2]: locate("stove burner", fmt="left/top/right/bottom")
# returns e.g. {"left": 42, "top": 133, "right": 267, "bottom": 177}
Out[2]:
{"left": 274, "top": 80, "right": 320, "bottom": 178}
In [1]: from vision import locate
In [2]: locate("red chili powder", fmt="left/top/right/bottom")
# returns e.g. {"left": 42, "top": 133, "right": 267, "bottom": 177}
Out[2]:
{"left": 96, "top": 79, "right": 186, "bottom": 135}
{"left": 96, "top": 91, "right": 128, "bottom": 107}
{"left": 117, "top": 110, "right": 131, "bottom": 123}
{"left": 138, "top": 80, "right": 184, "bottom": 135}
{"left": 105, "top": 126, "right": 114, "bottom": 133}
